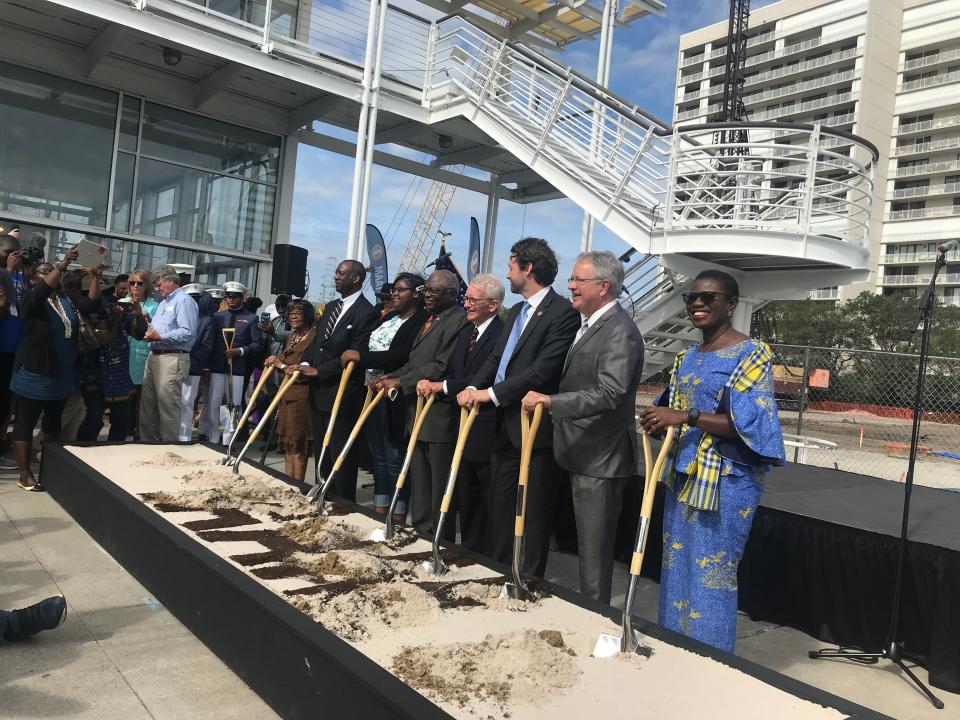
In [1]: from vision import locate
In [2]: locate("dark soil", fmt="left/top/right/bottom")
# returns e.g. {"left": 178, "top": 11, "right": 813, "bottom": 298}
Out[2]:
{"left": 391, "top": 548, "right": 479, "bottom": 569}
{"left": 282, "top": 576, "right": 383, "bottom": 597}
{"left": 251, "top": 564, "right": 305, "bottom": 580}
{"left": 139, "top": 492, "right": 196, "bottom": 514}
{"left": 183, "top": 508, "right": 260, "bottom": 531}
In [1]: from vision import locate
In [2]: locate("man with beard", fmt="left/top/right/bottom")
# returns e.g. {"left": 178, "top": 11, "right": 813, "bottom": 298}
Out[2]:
{"left": 458, "top": 237, "right": 579, "bottom": 577}
{"left": 374, "top": 270, "right": 468, "bottom": 536}
{"left": 294, "top": 260, "right": 377, "bottom": 502}
{"left": 203, "top": 281, "right": 263, "bottom": 444}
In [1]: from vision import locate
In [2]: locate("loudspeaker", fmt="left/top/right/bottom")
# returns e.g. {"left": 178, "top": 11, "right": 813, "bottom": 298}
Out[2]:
{"left": 271, "top": 244, "right": 308, "bottom": 297}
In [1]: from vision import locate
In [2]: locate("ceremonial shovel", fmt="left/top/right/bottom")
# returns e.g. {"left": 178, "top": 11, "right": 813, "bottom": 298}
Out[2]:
{"left": 220, "top": 328, "right": 238, "bottom": 442}
{"left": 219, "top": 366, "right": 274, "bottom": 465}
{"left": 594, "top": 426, "right": 676, "bottom": 658}
{"left": 306, "top": 361, "right": 355, "bottom": 500}
{"left": 313, "top": 386, "right": 394, "bottom": 513}
{"left": 369, "top": 394, "right": 436, "bottom": 542}
{"left": 421, "top": 405, "right": 479, "bottom": 576}
{"left": 501, "top": 403, "right": 543, "bottom": 600}
{"left": 229, "top": 370, "right": 301, "bottom": 475}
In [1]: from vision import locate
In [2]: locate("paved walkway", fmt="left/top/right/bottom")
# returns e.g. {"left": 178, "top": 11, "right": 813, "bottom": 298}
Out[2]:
{"left": 0, "top": 455, "right": 954, "bottom": 719}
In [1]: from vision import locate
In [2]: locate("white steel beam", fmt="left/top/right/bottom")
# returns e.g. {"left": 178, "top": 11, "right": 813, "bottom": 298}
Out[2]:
{"left": 373, "top": 121, "right": 426, "bottom": 145}
{"left": 481, "top": 173, "right": 500, "bottom": 274}
{"left": 430, "top": 145, "right": 506, "bottom": 167}
{"left": 194, "top": 62, "right": 243, "bottom": 108}
{"left": 286, "top": 94, "right": 350, "bottom": 133}
{"left": 82, "top": 23, "right": 124, "bottom": 77}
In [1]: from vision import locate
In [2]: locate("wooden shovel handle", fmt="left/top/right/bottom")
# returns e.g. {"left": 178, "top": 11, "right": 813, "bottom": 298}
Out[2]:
{"left": 515, "top": 404, "right": 544, "bottom": 537}
{"left": 439, "top": 405, "right": 479, "bottom": 513}
{"left": 394, "top": 394, "right": 436, "bottom": 492}
{"left": 330, "top": 388, "right": 385, "bottom": 475}
{"left": 323, "top": 361, "right": 356, "bottom": 446}
{"left": 629, "top": 426, "right": 676, "bottom": 576}
{"left": 234, "top": 365, "right": 273, "bottom": 433}
{"left": 244, "top": 371, "right": 300, "bottom": 448}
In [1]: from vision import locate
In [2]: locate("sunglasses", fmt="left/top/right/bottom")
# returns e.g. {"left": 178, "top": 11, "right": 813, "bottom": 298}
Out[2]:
{"left": 682, "top": 291, "right": 728, "bottom": 306}
{"left": 129, "top": 280, "right": 145, "bottom": 286}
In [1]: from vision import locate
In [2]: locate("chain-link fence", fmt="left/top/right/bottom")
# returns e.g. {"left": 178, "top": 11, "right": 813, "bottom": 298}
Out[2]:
{"left": 769, "top": 343, "right": 960, "bottom": 489}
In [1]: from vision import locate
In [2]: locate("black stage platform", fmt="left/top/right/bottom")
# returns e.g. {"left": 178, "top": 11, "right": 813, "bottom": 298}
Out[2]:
{"left": 739, "top": 463, "right": 960, "bottom": 694}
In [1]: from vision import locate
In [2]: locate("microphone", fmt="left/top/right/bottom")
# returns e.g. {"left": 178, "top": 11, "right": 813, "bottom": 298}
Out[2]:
{"left": 937, "top": 240, "right": 959, "bottom": 254}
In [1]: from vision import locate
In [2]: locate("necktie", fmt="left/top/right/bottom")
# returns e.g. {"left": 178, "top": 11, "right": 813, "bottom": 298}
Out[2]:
{"left": 322, "top": 300, "right": 342, "bottom": 342}
{"left": 575, "top": 319, "right": 589, "bottom": 343}
{"left": 418, "top": 313, "right": 437, "bottom": 340}
{"left": 495, "top": 301, "right": 530, "bottom": 385}
{"left": 467, "top": 325, "right": 480, "bottom": 353}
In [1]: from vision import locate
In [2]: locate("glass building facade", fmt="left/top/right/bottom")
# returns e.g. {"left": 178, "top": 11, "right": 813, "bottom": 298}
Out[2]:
{"left": 0, "top": 59, "right": 281, "bottom": 290}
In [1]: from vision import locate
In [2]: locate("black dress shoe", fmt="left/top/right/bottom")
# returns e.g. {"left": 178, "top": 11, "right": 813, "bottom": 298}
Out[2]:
{"left": 4, "top": 595, "right": 67, "bottom": 640}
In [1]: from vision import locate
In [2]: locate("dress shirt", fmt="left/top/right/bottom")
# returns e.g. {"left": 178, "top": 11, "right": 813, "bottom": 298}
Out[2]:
{"left": 150, "top": 286, "right": 199, "bottom": 351}
{"left": 443, "top": 315, "right": 495, "bottom": 396}
{"left": 574, "top": 298, "right": 618, "bottom": 343}
{"left": 330, "top": 290, "right": 362, "bottom": 334}
{"left": 487, "top": 286, "right": 551, "bottom": 406}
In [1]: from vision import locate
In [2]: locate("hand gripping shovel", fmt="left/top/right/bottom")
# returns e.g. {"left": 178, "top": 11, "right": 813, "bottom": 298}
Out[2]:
{"left": 306, "top": 361, "right": 356, "bottom": 500}
{"left": 313, "top": 386, "right": 394, "bottom": 514}
{"left": 219, "top": 365, "right": 274, "bottom": 465}
{"left": 219, "top": 328, "right": 237, "bottom": 440}
{"left": 502, "top": 403, "right": 544, "bottom": 600}
{"left": 229, "top": 370, "right": 301, "bottom": 475}
{"left": 369, "top": 394, "right": 436, "bottom": 542}
{"left": 421, "top": 405, "right": 479, "bottom": 576}
{"left": 594, "top": 426, "right": 676, "bottom": 658}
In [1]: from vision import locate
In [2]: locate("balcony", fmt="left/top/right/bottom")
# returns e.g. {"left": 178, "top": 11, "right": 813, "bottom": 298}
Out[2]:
{"left": 744, "top": 48, "right": 859, "bottom": 88}
{"left": 890, "top": 182, "right": 960, "bottom": 200}
{"left": 745, "top": 36, "right": 825, "bottom": 70}
{"left": 900, "top": 70, "right": 960, "bottom": 93}
{"left": 743, "top": 70, "right": 856, "bottom": 106}
{"left": 879, "top": 272, "right": 960, "bottom": 286}
{"left": 892, "top": 136, "right": 960, "bottom": 157}
{"left": 893, "top": 159, "right": 960, "bottom": 178}
{"left": 881, "top": 250, "right": 960, "bottom": 264}
{"left": 886, "top": 205, "right": 960, "bottom": 221}
{"left": 750, "top": 92, "right": 856, "bottom": 122}
{"left": 902, "top": 47, "right": 960, "bottom": 72}
{"left": 897, "top": 114, "right": 960, "bottom": 136}
{"left": 808, "top": 287, "right": 840, "bottom": 300}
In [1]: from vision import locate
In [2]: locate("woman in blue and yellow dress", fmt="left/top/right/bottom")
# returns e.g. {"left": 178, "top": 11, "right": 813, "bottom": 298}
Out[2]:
{"left": 640, "top": 269, "right": 785, "bottom": 653}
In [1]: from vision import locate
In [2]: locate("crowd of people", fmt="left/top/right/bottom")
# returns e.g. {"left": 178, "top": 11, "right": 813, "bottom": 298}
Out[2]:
{"left": 0, "top": 228, "right": 786, "bottom": 654}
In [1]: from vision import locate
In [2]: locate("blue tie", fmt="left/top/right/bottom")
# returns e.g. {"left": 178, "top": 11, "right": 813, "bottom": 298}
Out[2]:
{"left": 495, "top": 301, "right": 530, "bottom": 385}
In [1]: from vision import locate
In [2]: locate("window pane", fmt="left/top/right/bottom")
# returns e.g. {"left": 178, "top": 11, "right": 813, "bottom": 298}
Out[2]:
{"left": 195, "top": 251, "right": 257, "bottom": 289}
{"left": 0, "top": 60, "right": 115, "bottom": 228}
{"left": 121, "top": 240, "right": 193, "bottom": 274}
{"left": 112, "top": 152, "right": 135, "bottom": 232}
{"left": 133, "top": 158, "right": 274, "bottom": 253}
{"left": 119, "top": 95, "right": 141, "bottom": 152}
{"left": 140, "top": 103, "right": 280, "bottom": 182}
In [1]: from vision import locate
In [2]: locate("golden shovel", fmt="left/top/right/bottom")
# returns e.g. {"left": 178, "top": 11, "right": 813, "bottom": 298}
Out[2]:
{"left": 502, "top": 403, "right": 544, "bottom": 600}
{"left": 306, "top": 361, "right": 355, "bottom": 500}
{"left": 230, "top": 370, "right": 301, "bottom": 475}
{"left": 220, "top": 365, "right": 274, "bottom": 465}
{"left": 421, "top": 405, "right": 479, "bottom": 576}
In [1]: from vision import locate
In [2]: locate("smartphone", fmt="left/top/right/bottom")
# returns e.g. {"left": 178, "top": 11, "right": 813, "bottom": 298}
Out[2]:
{"left": 260, "top": 312, "right": 271, "bottom": 323}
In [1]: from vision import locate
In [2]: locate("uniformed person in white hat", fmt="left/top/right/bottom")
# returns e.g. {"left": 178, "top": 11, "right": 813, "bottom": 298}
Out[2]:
{"left": 202, "top": 281, "right": 264, "bottom": 444}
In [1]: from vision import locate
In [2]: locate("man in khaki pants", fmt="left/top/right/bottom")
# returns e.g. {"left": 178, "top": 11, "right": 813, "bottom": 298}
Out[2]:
{"left": 140, "top": 266, "right": 198, "bottom": 441}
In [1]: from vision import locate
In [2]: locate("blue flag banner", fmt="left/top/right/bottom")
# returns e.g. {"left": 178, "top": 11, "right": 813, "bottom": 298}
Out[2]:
{"left": 468, "top": 217, "right": 481, "bottom": 282}
{"left": 433, "top": 242, "right": 468, "bottom": 305}
{"left": 366, "top": 224, "right": 389, "bottom": 294}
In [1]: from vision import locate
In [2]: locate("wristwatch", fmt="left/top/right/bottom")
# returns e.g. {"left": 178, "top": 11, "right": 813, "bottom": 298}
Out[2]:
{"left": 686, "top": 408, "right": 701, "bottom": 427}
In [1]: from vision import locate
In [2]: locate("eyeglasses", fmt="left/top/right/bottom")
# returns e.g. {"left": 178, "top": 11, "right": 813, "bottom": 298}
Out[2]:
{"left": 682, "top": 291, "right": 728, "bottom": 306}
{"left": 390, "top": 286, "right": 412, "bottom": 295}
{"left": 567, "top": 277, "right": 603, "bottom": 287}
{"left": 463, "top": 296, "right": 491, "bottom": 306}
{"left": 129, "top": 280, "right": 145, "bottom": 286}
{"left": 423, "top": 287, "right": 452, "bottom": 296}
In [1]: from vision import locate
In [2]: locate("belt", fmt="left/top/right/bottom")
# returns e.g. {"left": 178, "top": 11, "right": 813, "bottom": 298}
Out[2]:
{"left": 151, "top": 349, "right": 189, "bottom": 355}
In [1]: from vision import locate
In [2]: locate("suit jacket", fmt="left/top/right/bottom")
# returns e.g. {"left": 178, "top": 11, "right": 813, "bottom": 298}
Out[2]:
{"left": 209, "top": 308, "right": 263, "bottom": 375}
{"left": 470, "top": 288, "right": 580, "bottom": 450}
{"left": 444, "top": 315, "right": 504, "bottom": 464}
{"left": 304, "top": 294, "right": 378, "bottom": 413}
{"left": 391, "top": 304, "right": 469, "bottom": 443}
{"left": 551, "top": 303, "right": 644, "bottom": 479}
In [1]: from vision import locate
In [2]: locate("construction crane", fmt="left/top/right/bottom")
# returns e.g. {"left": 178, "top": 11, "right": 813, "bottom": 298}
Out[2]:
{"left": 396, "top": 165, "right": 466, "bottom": 273}
{"left": 713, "top": 0, "right": 751, "bottom": 155}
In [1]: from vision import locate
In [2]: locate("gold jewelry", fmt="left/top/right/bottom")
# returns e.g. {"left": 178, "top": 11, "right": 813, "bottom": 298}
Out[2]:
{"left": 47, "top": 296, "right": 73, "bottom": 338}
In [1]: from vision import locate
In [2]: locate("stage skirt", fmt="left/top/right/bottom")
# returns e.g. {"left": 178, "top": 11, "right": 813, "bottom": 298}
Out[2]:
{"left": 659, "top": 470, "right": 763, "bottom": 652}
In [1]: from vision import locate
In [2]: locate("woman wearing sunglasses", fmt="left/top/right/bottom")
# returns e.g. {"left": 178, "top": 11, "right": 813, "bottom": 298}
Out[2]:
{"left": 639, "top": 269, "right": 784, "bottom": 653}
{"left": 126, "top": 269, "right": 159, "bottom": 440}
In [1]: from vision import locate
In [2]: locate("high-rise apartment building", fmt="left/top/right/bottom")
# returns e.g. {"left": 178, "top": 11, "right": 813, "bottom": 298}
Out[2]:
{"left": 675, "top": 0, "right": 960, "bottom": 304}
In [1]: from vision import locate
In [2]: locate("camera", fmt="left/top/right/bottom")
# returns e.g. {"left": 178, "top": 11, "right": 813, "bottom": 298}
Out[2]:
{"left": 20, "top": 245, "right": 45, "bottom": 267}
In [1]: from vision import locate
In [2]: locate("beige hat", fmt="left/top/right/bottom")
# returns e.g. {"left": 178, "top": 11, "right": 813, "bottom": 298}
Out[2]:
{"left": 223, "top": 281, "right": 247, "bottom": 295}
{"left": 182, "top": 283, "right": 203, "bottom": 296}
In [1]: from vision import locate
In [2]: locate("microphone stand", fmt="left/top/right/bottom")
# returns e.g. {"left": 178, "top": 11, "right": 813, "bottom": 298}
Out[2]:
{"left": 807, "top": 249, "right": 946, "bottom": 709}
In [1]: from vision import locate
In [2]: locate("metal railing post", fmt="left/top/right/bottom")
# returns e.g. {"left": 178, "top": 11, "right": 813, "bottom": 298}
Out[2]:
{"left": 421, "top": 21, "right": 437, "bottom": 105}
{"left": 477, "top": 41, "right": 508, "bottom": 104}
{"left": 794, "top": 345, "right": 811, "bottom": 464}
{"left": 531, "top": 77, "right": 572, "bottom": 158}
{"left": 260, "top": 0, "right": 274, "bottom": 51}
{"left": 800, "top": 123, "right": 821, "bottom": 235}
{"left": 662, "top": 126, "right": 681, "bottom": 231}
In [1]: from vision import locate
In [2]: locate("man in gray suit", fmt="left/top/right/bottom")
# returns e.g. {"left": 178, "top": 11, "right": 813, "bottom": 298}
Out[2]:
{"left": 522, "top": 251, "right": 644, "bottom": 604}
{"left": 375, "top": 270, "right": 469, "bottom": 536}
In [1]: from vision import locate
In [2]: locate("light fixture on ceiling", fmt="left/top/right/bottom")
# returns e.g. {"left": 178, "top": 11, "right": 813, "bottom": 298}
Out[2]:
{"left": 162, "top": 47, "right": 182, "bottom": 66}
{"left": 438, "top": 134, "right": 453, "bottom": 149}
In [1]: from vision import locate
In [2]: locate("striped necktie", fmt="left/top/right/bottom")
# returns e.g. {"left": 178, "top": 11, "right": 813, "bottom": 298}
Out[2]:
{"left": 418, "top": 313, "right": 437, "bottom": 340}
{"left": 322, "top": 300, "right": 342, "bottom": 342}
{"left": 467, "top": 325, "right": 480, "bottom": 352}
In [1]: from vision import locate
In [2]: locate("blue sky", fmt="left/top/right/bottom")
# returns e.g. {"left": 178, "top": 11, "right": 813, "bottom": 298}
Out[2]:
{"left": 290, "top": 0, "right": 779, "bottom": 301}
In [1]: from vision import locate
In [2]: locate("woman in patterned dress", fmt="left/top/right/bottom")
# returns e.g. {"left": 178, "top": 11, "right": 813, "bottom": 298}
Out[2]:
{"left": 264, "top": 299, "right": 316, "bottom": 482}
{"left": 640, "top": 269, "right": 785, "bottom": 653}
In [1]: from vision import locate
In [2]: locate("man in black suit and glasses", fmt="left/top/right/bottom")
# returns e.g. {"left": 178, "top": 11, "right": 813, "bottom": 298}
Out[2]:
{"left": 294, "top": 259, "right": 377, "bottom": 502}
{"left": 458, "top": 238, "right": 579, "bottom": 576}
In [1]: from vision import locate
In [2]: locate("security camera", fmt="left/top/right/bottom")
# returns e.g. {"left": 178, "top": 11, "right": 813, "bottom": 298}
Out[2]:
{"left": 438, "top": 134, "right": 453, "bottom": 149}
{"left": 162, "top": 47, "right": 182, "bottom": 66}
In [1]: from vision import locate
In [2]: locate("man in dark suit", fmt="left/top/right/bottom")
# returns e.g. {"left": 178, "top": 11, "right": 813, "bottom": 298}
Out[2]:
{"left": 418, "top": 274, "right": 505, "bottom": 552}
{"left": 295, "top": 260, "right": 377, "bottom": 502}
{"left": 523, "top": 250, "right": 644, "bottom": 604}
{"left": 375, "top": 270, "right": 468, "bottom": 536}
{"left": 458, "top": 237, "right": 579, "bottom": 577}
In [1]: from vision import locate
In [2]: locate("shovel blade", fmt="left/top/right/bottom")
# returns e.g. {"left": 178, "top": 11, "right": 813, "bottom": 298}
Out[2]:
{"left": 368, "top": 528, "right": 387, "bottom": 542}
{"left": 500, "top": 582, "right": 529, "bottom": 601}
{"left": 593, "top": 633, "right": 621, "bottom": 658}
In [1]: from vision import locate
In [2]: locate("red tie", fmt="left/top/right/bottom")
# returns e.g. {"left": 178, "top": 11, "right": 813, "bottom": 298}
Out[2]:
{"left": 418, "top": 314, "right": 436, "bottom": 340}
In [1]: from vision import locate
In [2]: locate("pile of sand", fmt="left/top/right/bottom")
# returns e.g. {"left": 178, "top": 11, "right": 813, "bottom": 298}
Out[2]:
{"left": 279, "top": 516, "right": 372, "bottom": 551}
{"left": 168, "top": 468, "right": 312, "bottom": 519}
{"left": 391, "top": 629, "right": 579, "bottom": 709}
{"left": 140, "top": 451, "right": 203, "bottom": 467}
{"left": 292, "top": 580, "right": 440, "bottom": 641}
{"left": 444, "top": 581, "right": 534, "bottom": 611}
{"left": 295, "top": 549, "right": 393, "bottom": 580}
